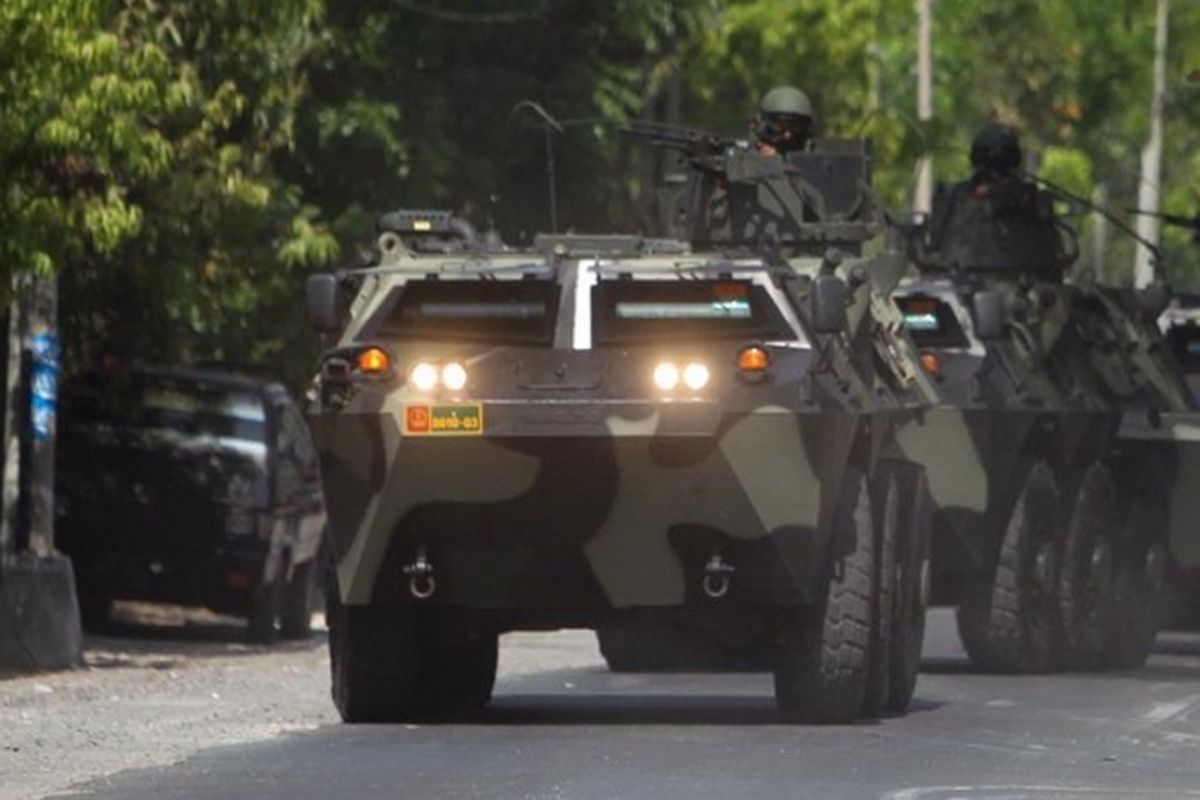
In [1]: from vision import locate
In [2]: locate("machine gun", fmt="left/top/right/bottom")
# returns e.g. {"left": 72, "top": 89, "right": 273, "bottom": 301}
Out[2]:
{"left": 621, "top": 121, "right": 743, "bottom": 158}
{"left": 1129, "top": 209, "right": 1200, "bottom": 242}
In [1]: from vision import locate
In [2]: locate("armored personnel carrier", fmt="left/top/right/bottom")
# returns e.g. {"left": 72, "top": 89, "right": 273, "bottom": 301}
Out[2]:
{"left": 305, "top": 135, "right": 936, "bottom": 723}
{"left": 894, "top": 124, "right": 1199, "bottom": 672}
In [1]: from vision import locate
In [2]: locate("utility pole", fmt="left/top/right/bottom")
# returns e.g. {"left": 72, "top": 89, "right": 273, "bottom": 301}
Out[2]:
{"left": 914, "top": 0, "right": 934, "bottom": 215}
{"left": 1134, "top": 0, "right": 1169, "bottom": 288}
{"left": 0, "top": 272, "right": 81, "bottom": 672}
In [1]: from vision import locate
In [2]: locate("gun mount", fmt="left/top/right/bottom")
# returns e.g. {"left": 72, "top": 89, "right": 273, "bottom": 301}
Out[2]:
{"left": 623, "top": 124, "right": 882, "bottom": 257}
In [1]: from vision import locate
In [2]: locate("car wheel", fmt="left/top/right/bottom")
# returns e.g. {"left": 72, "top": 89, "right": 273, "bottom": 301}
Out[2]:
{"left": 280, "top": 558, "right": 317, "bottom": 640}
{"left": 774, "top": 467, "right": 875, "bottom": 723}
{"left": 1103, "top": 486, "right": 1166, "bottom": 669}
{"left": 862, "top": 463, "right": 900, "bottom": 718}
{"left": 886, "top": 461, "right": 932, "bottom": 713}
{"left": 327, "top": 561, "right": 421, "bottom": 723}
{"left": 1059, "top": 463, "right": 1117, "bottom": 669}
{"left": 247, "top": 575, "right": 284, "bottom": 644}
{"left": 416, "top": 634, "right": 499, "bottom": 715}
{"left": 957, "top": 460, "right": 1062, "bottom": 673}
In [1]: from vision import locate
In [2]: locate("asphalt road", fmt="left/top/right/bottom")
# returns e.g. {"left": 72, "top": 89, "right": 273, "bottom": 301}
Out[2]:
{"left": 50, "top": 610, "right": 1200, "bottom": 800}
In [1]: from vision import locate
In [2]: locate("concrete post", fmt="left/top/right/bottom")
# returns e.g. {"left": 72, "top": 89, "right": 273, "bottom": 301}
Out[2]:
{"left": 0, "top": 273, "right": 81, "bottom": 673}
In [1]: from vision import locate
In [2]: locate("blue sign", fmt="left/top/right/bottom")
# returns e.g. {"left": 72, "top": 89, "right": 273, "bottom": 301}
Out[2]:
{"left": 29, "top": 331, "right": 59, "bottom": 442}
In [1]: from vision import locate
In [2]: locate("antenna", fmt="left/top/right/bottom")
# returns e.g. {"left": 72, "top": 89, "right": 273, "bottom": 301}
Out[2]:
{"left": 510, "top": 101, "right": 564, "bottom": 234}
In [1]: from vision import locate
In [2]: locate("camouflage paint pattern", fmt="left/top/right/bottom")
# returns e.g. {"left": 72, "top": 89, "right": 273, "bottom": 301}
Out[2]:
{"left": 309, "top": 241, "right": 929, "bottom": 617}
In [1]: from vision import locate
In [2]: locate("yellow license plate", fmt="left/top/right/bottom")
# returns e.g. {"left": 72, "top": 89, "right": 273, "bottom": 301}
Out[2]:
{"left": 404, "top": 404, "right": 483, "bottom": 435}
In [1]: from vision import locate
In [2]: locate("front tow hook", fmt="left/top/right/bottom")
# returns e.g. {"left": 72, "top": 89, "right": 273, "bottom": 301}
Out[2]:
{"left": 403, "top": 546, "right": 436, "bottom": 600}
{"left": 702, "top": 554, "right": 735, "bottom": 600}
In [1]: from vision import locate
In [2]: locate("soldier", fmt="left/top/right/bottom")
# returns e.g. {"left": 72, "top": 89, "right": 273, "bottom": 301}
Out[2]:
{"left": 967, "top": 121, "right": 1023, "bottom": 181}
{"left": 752, "top": 86, "right": 815, "bottom": 157}
{"left": 917, "top": 122, "right": 1071, "bottom": 276}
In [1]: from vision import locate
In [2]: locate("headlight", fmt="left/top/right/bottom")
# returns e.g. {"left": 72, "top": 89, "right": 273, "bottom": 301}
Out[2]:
{"left": 441, "top": 362, "right": 468, "bottom": 391}
{"left": 410, "top": 362, "right": 439, "bottom": 391}
{"left": 682, "top": 362, "right": 710, "bottom": 390}
{"left": 653, "top": 362, "right": 680, "bottom": 391}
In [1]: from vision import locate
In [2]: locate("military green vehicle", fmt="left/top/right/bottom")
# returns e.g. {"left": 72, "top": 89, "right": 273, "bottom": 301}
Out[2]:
{"left": 306, "top": 133, "right": 936, "bottom": 724}
{"left": 893, "top": 124, "right": 1200, "bottom": 673}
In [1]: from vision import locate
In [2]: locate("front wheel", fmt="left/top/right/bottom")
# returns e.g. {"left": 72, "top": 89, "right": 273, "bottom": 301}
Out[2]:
{"left": 957, "top": 460, "right": 1062, "bottom": 674}
{"left": 327, "top": 565, "right": 421, "bottom": 723}
{"left": 774, "top": 468, "right": 875, "bottom": 723}
{"left": 1059, "top": 463, "right": 1118, "bottom": 669}
{"left": 417, "top": 634, "right": 498, "bottom": 714}
{"left": 1103, "top": 488, "right": 1166, "bottom": 670}
{"left": 886, "top": 461, "right": 932, "bottom": 713}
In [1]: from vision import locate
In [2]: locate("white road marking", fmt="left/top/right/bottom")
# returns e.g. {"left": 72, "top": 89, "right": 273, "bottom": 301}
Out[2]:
{"left": 1140, "top": 693, "right": 1200, "bottom": 724}
{"left": 885, "top": 787, "right": 1200, "bottom": 800}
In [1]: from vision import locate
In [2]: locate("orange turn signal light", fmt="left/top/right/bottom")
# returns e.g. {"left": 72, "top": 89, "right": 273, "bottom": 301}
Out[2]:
{"left": 919, "top": 351, "right": 940, "bottom": 376}
{"left": 738, "top": 346, "right": 770, "bottom": 372}
{"left": 357, "top": 347, "right": 391, "bottom": 374}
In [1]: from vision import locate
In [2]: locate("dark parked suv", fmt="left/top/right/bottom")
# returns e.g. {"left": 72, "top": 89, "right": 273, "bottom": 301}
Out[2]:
{"left": 57, "top": 365, "right": 326, "bottom": 641}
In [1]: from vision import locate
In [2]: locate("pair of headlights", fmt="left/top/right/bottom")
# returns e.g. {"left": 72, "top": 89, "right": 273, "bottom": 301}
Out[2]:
{"left": 409, "top": 361, "right": 468, "bottom": 391}
{"left": 405, "top": 359, "right": 709, "bottom": 393}
{"left": 653, "top": 361, "right": 710, "bottom": 392}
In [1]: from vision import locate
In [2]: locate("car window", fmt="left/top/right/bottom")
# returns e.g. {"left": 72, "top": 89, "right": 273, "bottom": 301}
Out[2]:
{"left": 369, "top": 279, "right": 559, "bottom": 345}
{"left": 895, "top": 294, "right": 971, "bottom": 348}
{"left": 591, "top": 279, "right": 795, "bottom": 344}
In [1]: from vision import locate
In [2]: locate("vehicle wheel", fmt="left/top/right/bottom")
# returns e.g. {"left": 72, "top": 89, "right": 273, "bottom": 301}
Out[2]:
{"left": 280, "top": 558, "right": 317, "bottom": 640}
{"left": 78, "top": 594, "right": 112, "bottom": 631}
{"left": 416, "top": 634, "right": 499, "bottom": 715}
{"left": 862, "top": 464, "right": 900, "bottom": 718}
{"left": 956, "top": 460, "right": 1061, "bottom": 673}
{"left": 1103, "top": 488, "right": 1165, "bottom": 669}
{"left": 774, "top": 467, "right": 875, "bottom": 723}
{"left": 1059, "top": 463, "right": 1117, "bottom": 669}
{"left": 886, "top": 461, "right": 932, "bottom": 713}
{"left": 247, "top": 575, "right": 284, "bottom": 644}
{"left": 327, "top": 562, "right": 421, "bottom": 723}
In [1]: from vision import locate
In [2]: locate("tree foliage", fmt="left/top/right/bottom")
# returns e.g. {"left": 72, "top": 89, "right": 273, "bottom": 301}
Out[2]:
{"left": 1, "top": 0, "right": 1198, "bottom": 387}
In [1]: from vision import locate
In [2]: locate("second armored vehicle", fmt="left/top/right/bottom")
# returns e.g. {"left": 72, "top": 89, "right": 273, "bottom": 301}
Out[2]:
{"left": 895, "top": 125, "right": 1198, "bottom": 672}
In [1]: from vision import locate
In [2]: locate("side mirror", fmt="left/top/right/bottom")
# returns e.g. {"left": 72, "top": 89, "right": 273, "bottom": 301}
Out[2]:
{"left": 972, "top": 290, "right": 1007, "bottom": 340}
{"left": 306, "top": 274, "right": 341, "bottom": 333}
{"left": 810, "top": 275, "right": 849, "bottom": 334}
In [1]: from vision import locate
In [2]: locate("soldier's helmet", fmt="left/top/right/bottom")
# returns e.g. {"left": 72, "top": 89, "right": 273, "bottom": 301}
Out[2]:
{"left": 969, "top": 122, "right": 1023, "bottom": 177}
{"left": 754, "top": 86, "right": 814, "bottom": 154}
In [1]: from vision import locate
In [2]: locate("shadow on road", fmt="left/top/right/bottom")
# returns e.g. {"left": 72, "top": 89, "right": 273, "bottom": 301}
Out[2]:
{"left": 400, "top": 693, "right": 944, "bottom": 727}
{"left": 919, "top": 631, "right": 1200, "bottom": 681}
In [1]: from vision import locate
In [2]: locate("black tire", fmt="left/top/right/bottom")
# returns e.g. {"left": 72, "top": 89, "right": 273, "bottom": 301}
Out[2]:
{"left": 1103, "top": 488, "right": 1165, "bottom": 669}
{"left": 416, "top": 634, "right": 499, "bottom": 714}
{"left": 956, "top": 460, "right": 1061, "bottom": 673}
{"left": 1059, "top": 463, "right": 1118, "bottom": 669}
{"left": 280, "top": 558, "right": 317, "bottom": 640}
{"left": 862, "top": 464, "right": 899, "bottom": 718}
{"left": 774, "top": 468, "right": 875, "bottom": 723}
{"left": 327, "top": 562, "right": 421, "bottom": 723}
{"left": 247, "top": 575, "right": 284, "bottom": 644}
{"left": 886, "top": 462, "right": 932, "bottom": 713}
